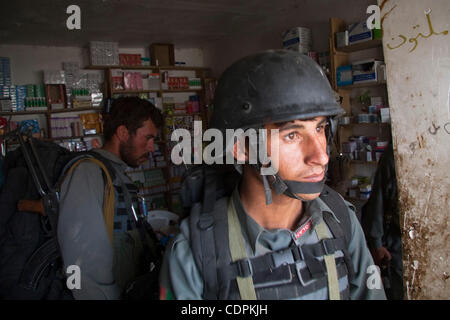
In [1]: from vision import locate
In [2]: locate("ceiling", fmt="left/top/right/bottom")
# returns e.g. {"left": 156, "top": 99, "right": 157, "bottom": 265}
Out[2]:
{"left": 0, "top": 0, "right": 376, "bottom": 48}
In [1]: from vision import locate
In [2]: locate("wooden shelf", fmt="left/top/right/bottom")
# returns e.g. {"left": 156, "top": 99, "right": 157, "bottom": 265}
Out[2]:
{"left": 86, "top": 65, "right": 158, "bottom": 70}
{"left": 0, "top": 106, "right": 103, "bottom": 116}
{"left": 112, "top": 89, "right": 160, "bottom": 94}
{"left": 86, "top": 65, "right": 209, "bottom": 72}
{"left": 50, "top": 107, "right": 103, "bottom": 114}
{"left": 111, "top": 88, "right": 203, "bottom": 94}
{"left": 0, "top": 110, "right": 47, "bottom": 115}
{"left": 162, "top": 88, "right": 203, "bottom": 93}
{"left": 47, "top": 134, "right": 101, "bottom": 141}
{"left": 338, "top": 82, "right": 386, "bottom": 90}
{"left": 336, "top": 39, "right": 383, "bottom": 53}
{"left": 344, "top": 196, "right": 368, "bottom": 202}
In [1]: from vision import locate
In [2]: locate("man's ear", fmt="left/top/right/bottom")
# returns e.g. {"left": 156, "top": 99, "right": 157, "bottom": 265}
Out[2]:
{"left": 233, "top": 137, "right": 248, "bottom": 163}
{"left": 116, "top": 125, "right": 129, "bottom": 142}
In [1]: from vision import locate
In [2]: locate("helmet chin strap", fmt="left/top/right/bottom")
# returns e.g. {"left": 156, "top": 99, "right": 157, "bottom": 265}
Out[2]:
{"left": 260, "top": 167, "right": 327, "bottom": 205}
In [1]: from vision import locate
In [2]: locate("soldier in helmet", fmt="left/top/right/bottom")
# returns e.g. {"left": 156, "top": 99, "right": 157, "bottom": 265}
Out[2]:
{"left": 159, "top": 50, "right": 386, "bottom": 300}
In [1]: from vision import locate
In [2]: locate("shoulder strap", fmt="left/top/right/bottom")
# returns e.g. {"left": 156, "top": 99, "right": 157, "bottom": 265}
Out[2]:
{"left": 62, "top": 157, "right": 115, "bottom": 244}
{"left": 319, "top": 185, "right": 352, "bottom": 246}
{"left": 315, "top": 220, "right": 340, "bottom": 300}
{"left": 227, "top": 197, "right": 257, "bottom": 300}
{"left": 319, "top": 185, "right": 355, "bottom": 279}
{"left": 189, "top": 166, "right": 219, "bottom": 300}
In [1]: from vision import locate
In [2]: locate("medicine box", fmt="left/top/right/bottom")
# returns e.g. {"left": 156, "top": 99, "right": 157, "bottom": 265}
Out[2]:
{"left": 282, "top": 27, "right": 312, "bottom": 53}
{"left": 337, "top": 65, "right": 353, "bottom": 87}
{"left": 380, "top": 108, "right": 390, "bottom": 123}
{"left": 352, "top": 60, "right": 383, "bottom": 84}
{"left": 348, "top": 21, "right": 373, "bottom": 44}
{"left": 335, "top": 31, "right": 349, "bottom": 48}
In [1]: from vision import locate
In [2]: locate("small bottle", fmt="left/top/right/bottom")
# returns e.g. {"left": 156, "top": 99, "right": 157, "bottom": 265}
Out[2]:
{"left": 138, "top": 196, "right": 148, "bottom": 217}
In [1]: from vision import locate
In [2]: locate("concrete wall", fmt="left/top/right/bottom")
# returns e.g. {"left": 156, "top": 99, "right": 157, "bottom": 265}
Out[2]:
{"left": 381, "top": 0, "right": 450, "bottom": 299}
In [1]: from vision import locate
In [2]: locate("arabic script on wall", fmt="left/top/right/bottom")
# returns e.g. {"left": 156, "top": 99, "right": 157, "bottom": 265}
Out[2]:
{"left": 386, "top": 8, "right": 448, "bottom": 53}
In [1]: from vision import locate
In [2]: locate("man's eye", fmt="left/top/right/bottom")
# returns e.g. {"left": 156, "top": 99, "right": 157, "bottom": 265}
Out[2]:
{"left": 285, "top": 132, "right": 297, "bottom": 141}
{"left": 316, "top": 124, "right": 328, "bottom": 133}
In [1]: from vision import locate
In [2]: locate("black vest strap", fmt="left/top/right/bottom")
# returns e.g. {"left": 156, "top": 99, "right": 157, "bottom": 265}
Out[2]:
{"left": 189, "top": 176, "right": 355, "bottom": 300}
{"left": 191, "top": 167, "right": 219, "bottom": 300}
{"left": 219, "top": 237, "right": 349, "bottom": 284}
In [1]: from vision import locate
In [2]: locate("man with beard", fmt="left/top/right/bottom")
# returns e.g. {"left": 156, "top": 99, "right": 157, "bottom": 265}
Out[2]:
{"left": 58, "top": 97, "right": 163, "bottom": 299}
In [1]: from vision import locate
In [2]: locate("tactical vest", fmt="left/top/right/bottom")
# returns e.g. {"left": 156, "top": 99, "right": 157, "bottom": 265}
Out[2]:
{"left": 107, "top": 169, "right": 158, "bottom": 292}
{"left": 113, "top": 178, "right": 140, "bottom": 233}
{"left": 189, "top": 185, "right": 356, "bottom": 300}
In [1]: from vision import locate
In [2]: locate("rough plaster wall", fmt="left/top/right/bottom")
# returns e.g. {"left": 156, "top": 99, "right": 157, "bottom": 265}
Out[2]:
{"left": 380, "top": 0, "right": 450, "bottom": 299}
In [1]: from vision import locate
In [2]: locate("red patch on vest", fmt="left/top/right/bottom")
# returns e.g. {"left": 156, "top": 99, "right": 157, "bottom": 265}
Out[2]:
{"left": 294, "top": 220, "right": 312, "bottom": 240}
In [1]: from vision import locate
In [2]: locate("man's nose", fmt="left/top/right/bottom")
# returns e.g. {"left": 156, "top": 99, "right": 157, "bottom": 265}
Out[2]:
{"left": 303, "top": 134, "right": 329, "bottom": 167}
{"left": 147, "top": 140, "right": 155, "bottom": 153}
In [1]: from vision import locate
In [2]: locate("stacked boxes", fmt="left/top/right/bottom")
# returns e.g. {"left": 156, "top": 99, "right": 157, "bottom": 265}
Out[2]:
{"left": 352, "top": 59, "right": 384, "bottom": 84}
{"left": 0, "top": 85, "right": 27, "bottom": 111}
{"left": 25, "top": 85, "right": 48, "bottom": 110}
{"left": 188, "top": 78, "right": 202, "bottom": 89}
{"left": 0, "top": 58, "right": 11, "bottom": 86}
{"left": 282, "top": 27, "right": 312, "bottom": 54}
{"left": 337, "top": 60, "right": 386, "bottom": 87}
{"left": 50, "top": 115, "right": 82, "bottom": 138}
{"left": 123, "top": 72, "right": 143, "bottom": 90}
{"left": 337, "top": 65, "right": 353, "bottom": 86}
{"left": 15, "top": 85, "right": 27, "bottom": 111}
{"left": 342, "top": 136, "right": 389, "bottom": 162}
{"left": 347, "top": 176, "right": 372, "bottom": 200}
{"left": 348, "top": 21, "right": 373, "bottom": 44}
{"left": 119, "top": 54, "right": 142, "bottom": 66}
{"left": 147, "top": 73, "right": 160, "bottom": 90}
{"left": 89, "top": 41, "right": 119, "bottom": 66}
{"left": 44, "top": 70, "right": 66, "bottom": 84}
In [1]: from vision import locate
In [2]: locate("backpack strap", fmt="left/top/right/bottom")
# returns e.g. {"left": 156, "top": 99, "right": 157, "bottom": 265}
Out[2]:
{"left": 227, "top": 197, "right": 257, "bottom": 300}
{"left": 319, "top": 185, "right": 356, "bottom": 280}
{"left": 189, "top": 166, "right": 220, "bottom": 300}
{"left": 314, "top": 220, "right": 340, "bottom": 300}
{"left": 62, "top": 157, "right": 115, "bottom": 244}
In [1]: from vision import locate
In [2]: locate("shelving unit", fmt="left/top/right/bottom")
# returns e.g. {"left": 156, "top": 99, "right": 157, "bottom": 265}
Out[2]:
{"left": 1, "top": 58, "right": 215, "bottom": 214}
{"left": 86, "top": 63, "right": 214, "bottom": 214}
{"left": 329, "top": 17, "right": 392, "bottom": 211}
{"left": 0, "top": 106, "right": 104, "bottom": 140}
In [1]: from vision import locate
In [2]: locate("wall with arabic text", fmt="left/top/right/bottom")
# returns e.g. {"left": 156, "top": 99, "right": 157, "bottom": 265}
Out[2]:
{"left": 380, "top": 0, "right": 449, "bottom": 299}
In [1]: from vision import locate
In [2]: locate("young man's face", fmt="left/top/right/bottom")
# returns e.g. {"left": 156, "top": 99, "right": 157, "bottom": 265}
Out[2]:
{"left": 265, "top": 116, "right": 329, "bottom": 201}
{"left": 119, "top": 119, "right": 158, "bottom": 168}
